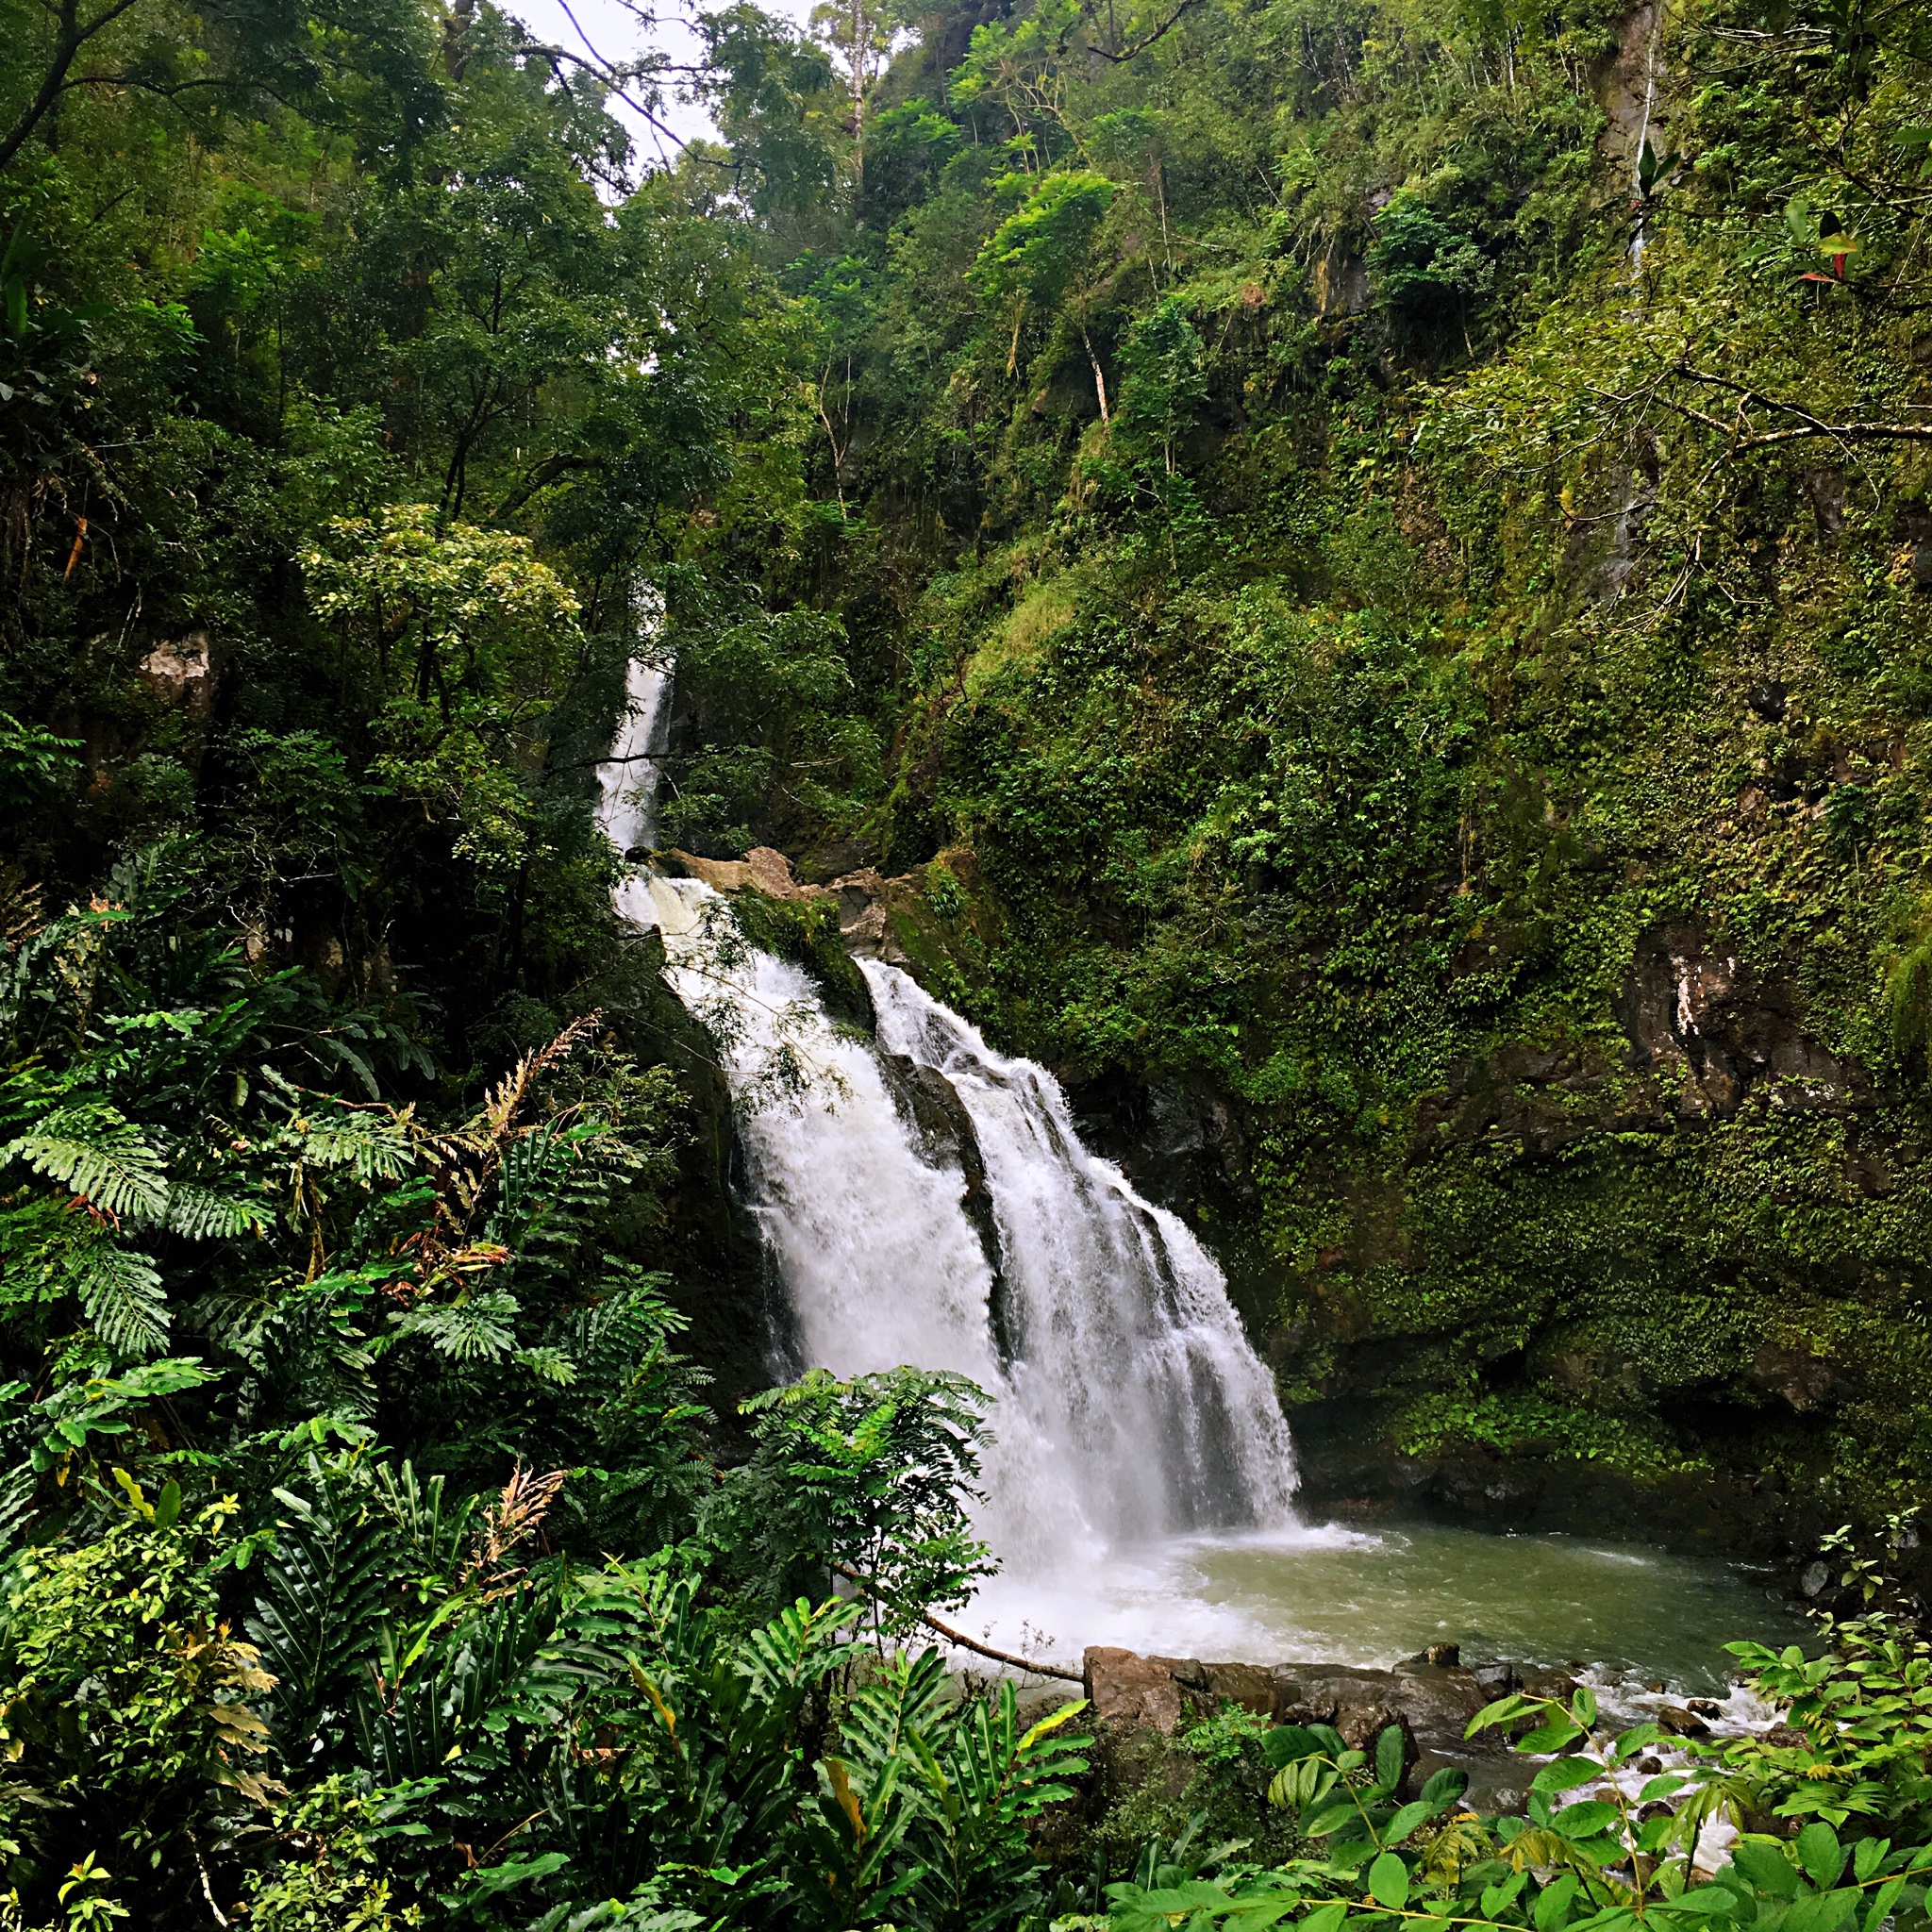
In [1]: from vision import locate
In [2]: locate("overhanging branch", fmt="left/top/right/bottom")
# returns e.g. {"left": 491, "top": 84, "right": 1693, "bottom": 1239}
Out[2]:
{"left": 0, "top": 0, "right": 149, "bottom": 174}
{"left": 1087, "top": 0, "right": 1204, "bottom": 62}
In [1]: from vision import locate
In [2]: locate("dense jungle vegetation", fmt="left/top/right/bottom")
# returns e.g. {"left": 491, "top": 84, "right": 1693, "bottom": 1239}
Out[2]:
{"left": 8, "top": 0, "right": 1932, "bottom": 1915}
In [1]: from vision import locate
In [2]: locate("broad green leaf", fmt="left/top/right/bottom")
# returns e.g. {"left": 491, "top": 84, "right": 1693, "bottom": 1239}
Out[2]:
{"left": 1657, "top": 1889, "right": 1743, "bottom": 1918}
{"left": 1517, "top": 1720, "right": 1585, "bottom": 1754}
{"left": 1536, "top": 1874, "right": 1581, "bottom": 1930}
{"left": 1782, "top": 1889, "right": 1857, "bottom": 1932}
{"left": 1861, "top": 1877, "right": 1906, "bottom": 1932}
{"left": 1263, "top": 1724, "right": 1326, "bottom": 1767}
{"left": 1302, "top": 1801, "right": 1357, "bottom": 1838}
{"left": 1850, "top": 1840, "right": 1890, "bottom": 1885}
{"left": 1614, "top": 1724, "right": 1664, "bottom": 1762}
{"left": 1796, "top": 1824, "right": 1846, "bottom": 1889}
{"left": 1551, "top": 1800, "right": 1621, "bottom": 1840}
{"left": 1369, "top": 1851, "right": 1409, "bottom": 1908}
{"left": 1483, "top": 1874, "right": 1528, "bottom": 1917}
{"left": 1733, "top": 1841, "right": 1800, "bottom": 1901}
{"left": 1468, "top": 1693, "right": 1534, "bottom": 1738}
{"left": 1386, "top": 1801, "right": 1430, "bottom": 1841}
{"left": 1533, "top": 1757, "right": 1604, "bottom": 1794}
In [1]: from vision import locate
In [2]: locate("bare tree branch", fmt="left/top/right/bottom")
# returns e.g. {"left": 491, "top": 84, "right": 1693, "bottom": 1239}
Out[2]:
{"left": 1672, "top": 361, "right": 1932, "bottom": 451}
{"left": 510, "top": 39, "right": 689, "bottom": 152}
{"left": 1590, "top": 363, "right": 1932, "bottom": 456}
{"left": 0, "top": 0, "right": 149, "bottom": 175}
{"left": 1087, "top": 0, "right": 1205, "bottom": 64}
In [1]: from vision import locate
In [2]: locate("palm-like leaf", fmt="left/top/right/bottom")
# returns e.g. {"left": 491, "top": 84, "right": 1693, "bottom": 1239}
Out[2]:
{"left": 8, "top": 1106, "right": 168, "bottom": 1222}
{"left": 841, "top": 1647, "right": 953, "bottom": 1784}
{"left": 372, "top": 1461, "right": 478, "bottom": 1590}
{"left": 247, "top": 1485, "right": 391, "bottom": 1756}
{"left": 66, "top": 1239, "right": 170, "bottom": 1355}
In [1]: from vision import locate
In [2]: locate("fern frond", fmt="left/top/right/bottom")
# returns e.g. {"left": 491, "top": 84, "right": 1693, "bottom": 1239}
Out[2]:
{"left": 167, "top": 1182, "right": 270, "bottom": 1240}
{"left": 284, "top": 1106, "right": 414, "bottom": 1180}
{"left": 0, "top": 868, "right": 42, "bottom": 955}
{"left": 479, "top": 1010, "right": 603, "bottom": 1140}
{"left": 392, "top": 1289, "right": 518, "bottom": 1362}
{"left": 67, "top": 1239, "right": 170, "bottom": 1356}
{"left": 511, "top": 1345, "right": 576, "bottom": 1386}
{"left": 493, "top": 1125, "right": 577, "bottom": 1230}
{"left": 741, "top": 1597, "right": 860, "bottom": 1701}
{"left": 7, "top": 1106, "right": 168, "bottom": 1222}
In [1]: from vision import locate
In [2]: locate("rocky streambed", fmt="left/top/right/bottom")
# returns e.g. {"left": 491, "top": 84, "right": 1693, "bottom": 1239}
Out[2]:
{"left": 1077, "top": 1643, "right": 1742, "bottom": 1817}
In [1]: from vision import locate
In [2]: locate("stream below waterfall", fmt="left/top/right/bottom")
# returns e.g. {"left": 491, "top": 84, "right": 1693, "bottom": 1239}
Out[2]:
{"left": 599, "top": 664, "right": 1807, "bottom": 1695}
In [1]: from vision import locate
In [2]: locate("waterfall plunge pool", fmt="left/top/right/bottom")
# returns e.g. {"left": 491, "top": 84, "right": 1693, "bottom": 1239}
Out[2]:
{"left": 957, "top": 1519, "right": 1809, "bottom": 1696}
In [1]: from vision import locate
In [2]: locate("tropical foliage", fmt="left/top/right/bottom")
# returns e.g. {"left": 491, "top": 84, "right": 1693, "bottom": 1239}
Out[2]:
{"left": 8, "top": 0, "right": 1932, "bottom": 1916}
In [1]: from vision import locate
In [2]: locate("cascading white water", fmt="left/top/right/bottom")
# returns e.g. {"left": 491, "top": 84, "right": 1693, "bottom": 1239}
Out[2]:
{"left": 862, "top": 960, "right": 1298, "bottom": 1551}
{"left": 637, "top": 874, "right": 1095, "bottom": 1570}
{"left": 594, "top": 669, "right": 1298, "bottom": 1627}
{"left": 627, "top": 886, "right": 1297, "bottom": 1579}
{"left": 600, "top": 652, "right": 675, "bottom": 858}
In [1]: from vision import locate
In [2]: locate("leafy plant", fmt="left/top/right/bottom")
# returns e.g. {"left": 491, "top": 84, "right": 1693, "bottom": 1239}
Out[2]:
{"left": 708, "top": 1365, "right": 996, "bottom": 1638}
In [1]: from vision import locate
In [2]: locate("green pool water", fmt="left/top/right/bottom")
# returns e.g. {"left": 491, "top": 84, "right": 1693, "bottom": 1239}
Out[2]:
{"left": 966, "top": 1519, "right": 1811, "bottom": 1692}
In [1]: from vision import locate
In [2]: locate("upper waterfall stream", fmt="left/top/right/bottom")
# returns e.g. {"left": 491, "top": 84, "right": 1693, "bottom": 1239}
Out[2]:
{"left": 597, "top": 671, "right": 1801, "bottom": 1687}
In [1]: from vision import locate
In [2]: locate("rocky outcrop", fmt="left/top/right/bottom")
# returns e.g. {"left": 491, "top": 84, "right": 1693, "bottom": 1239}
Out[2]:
{"left": 1615, "top": 920, "right": 1867, "bottom": 1118}
{"left": 660, "top": 843, "right": 999, "bottom": 988}
{"left": 664, "top": 845, "right": 921, "bottom": 962}
{"left": 666, "top": 845, "right": 817, "bottom": 900}
{"left": 1082, "top": 1645, "right": 1578, "bottom": 1812}
{"left": 137, "top": 632, "right": 219, "bottom": 724}
{"left": 1312, "top": 243, "right": 1370, "bottom": 319}
{"left": 1083, "top": 1647, "right": 1191, "bottom": 1733}
{"left": 875, "top": 1049, "right": 1012, "bottom": 1356}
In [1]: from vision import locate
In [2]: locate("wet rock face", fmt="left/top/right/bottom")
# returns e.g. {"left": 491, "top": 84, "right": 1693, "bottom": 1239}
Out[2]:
{"left": 1614, "top": 920, "right": 1865, "bottom": 1118}
{"left": 1286, "top": 1399, "right": 1830, "bottom": 1557}
{"left": 827, "top": 868, "right": 913, "bottom": 963}
{"left": 1417, "top": 918, "right": 1871, "bottom": 1150}
{"left": 1746, "top": 1341, "right": 1845, "bottom": 1414}
{"left": 875, "top": 1049, "right": 1012, "bottom": 1357}
{"left": 666, "top": 845, "right": 818, "bottom": 900}
{"left": 1312, "top": 243, "right": 1370, "bottom": 318}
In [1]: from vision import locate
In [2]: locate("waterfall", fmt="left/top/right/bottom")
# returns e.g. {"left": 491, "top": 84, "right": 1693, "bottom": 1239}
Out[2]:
{"left": 600, "top": 649, "right": 675, "bottom": 858}
{"left": 861, "top": 961, "right": 1298, "bottom": 1550}
{"left": 595, "top": 679, "right": 1297, "bottom": 1595}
